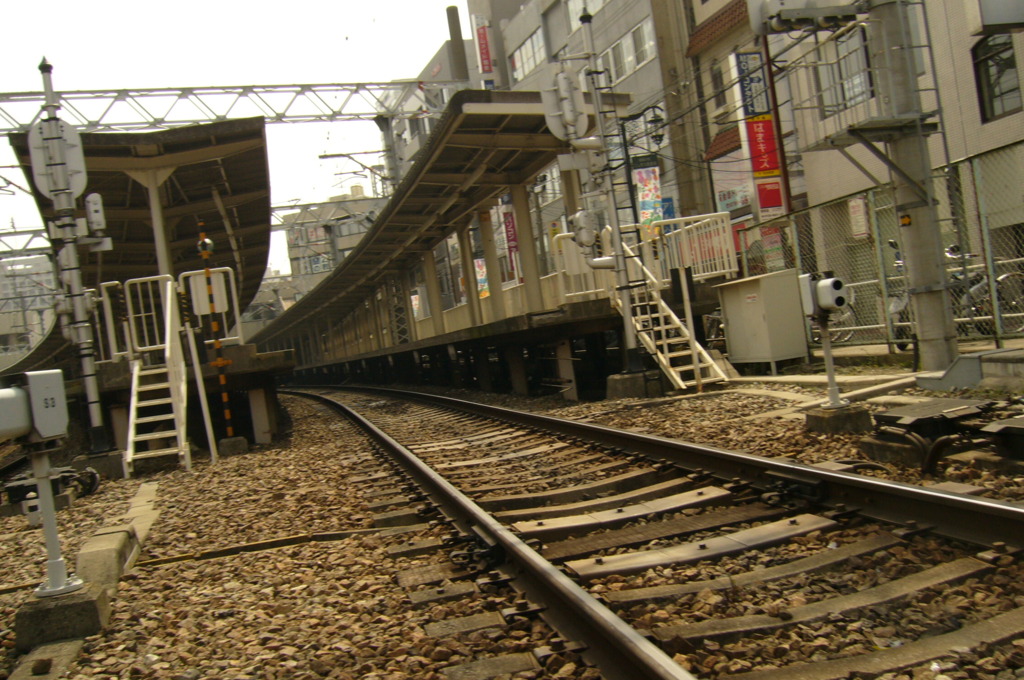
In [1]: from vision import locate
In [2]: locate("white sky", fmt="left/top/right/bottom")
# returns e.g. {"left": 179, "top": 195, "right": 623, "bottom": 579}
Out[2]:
{"left": 0, "top": 0, "right": 470, "bottom": 271}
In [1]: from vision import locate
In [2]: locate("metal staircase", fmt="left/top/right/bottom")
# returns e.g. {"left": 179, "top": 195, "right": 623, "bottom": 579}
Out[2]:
{"left": 122, "top": 275, "right": 190, "bottom": 477}
{"left": 613, "top": 240, "right": 728, "bottom": 390}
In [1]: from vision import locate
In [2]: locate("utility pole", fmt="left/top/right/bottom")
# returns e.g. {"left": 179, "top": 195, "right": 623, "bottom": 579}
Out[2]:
{"left": 28, "top": 59, "right": 111, "bottom": 451}
{"left": 578, "top": 10, "right": 643, "bottom": 372}
{"left": 868, "top": 0, "right": 957, "bottom": 371}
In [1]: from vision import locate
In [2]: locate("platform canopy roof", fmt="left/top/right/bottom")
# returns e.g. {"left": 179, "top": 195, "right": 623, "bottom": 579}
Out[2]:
{"left": 251, "top": 88, "right": 623, "bottom": 346}
{"left": 9, "top": 117, "right": 272, "bottom": 310}
{"left": 3, "top": 117, "right": 271, "bottom": 376}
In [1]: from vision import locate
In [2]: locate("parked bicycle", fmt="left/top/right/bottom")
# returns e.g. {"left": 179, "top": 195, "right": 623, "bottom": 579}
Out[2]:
{"left": 887, "top": 239, "right": 1024, "bottom": 345}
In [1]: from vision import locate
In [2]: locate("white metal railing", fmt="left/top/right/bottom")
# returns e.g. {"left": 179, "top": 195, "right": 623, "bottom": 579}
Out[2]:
{"left": 124, "top": 275, "right": 175, "bottom": 353}
{"left": 616, "top": 239, "right": 728, "bottom": 389}
{"left": 123, "top": 275, "right": 191, "bottom": 475}
{"left": 97, "top": 281, "right": 130, "bottom": 361}
{"left": 653, "top": 213, "right": 738, "bottom": 282}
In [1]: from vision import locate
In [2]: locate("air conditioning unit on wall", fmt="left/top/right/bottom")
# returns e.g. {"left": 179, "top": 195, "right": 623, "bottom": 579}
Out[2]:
{"left": 966, "top": 0, "right": 1024, "bottom": 35}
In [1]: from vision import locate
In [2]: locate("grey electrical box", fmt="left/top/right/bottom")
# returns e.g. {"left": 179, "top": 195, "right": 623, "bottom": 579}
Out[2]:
{"left": 714, "top": 269, "right": 808, "bottom": 373}
{"left": 25, "top": 370, "right": 69, "bottom": 441}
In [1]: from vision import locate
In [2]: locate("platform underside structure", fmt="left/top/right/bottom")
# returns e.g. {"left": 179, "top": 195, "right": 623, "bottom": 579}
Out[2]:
{"left": 251, "top": 90, "right": 733, "bottom": 400}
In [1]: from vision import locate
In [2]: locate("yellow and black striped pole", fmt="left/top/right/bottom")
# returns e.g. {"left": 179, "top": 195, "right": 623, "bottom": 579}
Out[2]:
{"left": 197, "top": 225, "right": 234, "bottom": 438}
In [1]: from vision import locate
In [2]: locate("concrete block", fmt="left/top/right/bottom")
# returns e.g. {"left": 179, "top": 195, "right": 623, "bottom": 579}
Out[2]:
{"left": 859, "top": 434, "right": 922, "bottom": 466}
{"left": 9, "top": 639, "right": 84, "bottom": 680}
{"left": 805, "top": 405, "right": 874, "bottom": 434}
{"left": 15, "top": 582, "right": 110, "bottom": 652}
{"left": 606, "top": 371, "right": 664, "bottom": 400}
{"left": 125, "top": 508, "right": 160, "bottom": 545}
{"left": 76, "top": 525, "right": 139, "bottom": 592}
{"left": 218, "top": 436, "right": 249, "bottom": 457}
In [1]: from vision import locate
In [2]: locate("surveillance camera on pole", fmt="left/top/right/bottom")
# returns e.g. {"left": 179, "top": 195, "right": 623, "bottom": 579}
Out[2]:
{"left": 799, "top": 272, "right": 851, "bottom": 408}
{"left": 0, "top": 370, "right": 84, "bottom": 597}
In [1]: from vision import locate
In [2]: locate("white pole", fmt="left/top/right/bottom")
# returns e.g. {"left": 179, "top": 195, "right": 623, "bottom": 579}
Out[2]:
{"left": 37, "top": 60, "right": 108, "bottom": 451}
{"left": 29, "top": 447, "right": 84, "bottom": 597}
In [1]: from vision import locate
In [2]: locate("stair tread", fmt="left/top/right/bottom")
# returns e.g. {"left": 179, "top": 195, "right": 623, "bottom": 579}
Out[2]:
{"left": 138, "top": 398, "right": 174, "bottom": 407}
{"left": 134, "top": 429, "right": 180, "bottom": 441}
{"left": 135, "top": 413, "right": 175, "bottom": 424}
{"left": 130, "top": 447, "right": 186, "bottom": 460}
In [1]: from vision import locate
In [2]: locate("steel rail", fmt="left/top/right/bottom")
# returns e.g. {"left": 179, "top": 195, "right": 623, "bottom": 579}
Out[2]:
{"left": 291, "top": 390, "right": 696, "bottom": 680}
{"left": 336, "top": 386, "right": 1024, "bottom": 550}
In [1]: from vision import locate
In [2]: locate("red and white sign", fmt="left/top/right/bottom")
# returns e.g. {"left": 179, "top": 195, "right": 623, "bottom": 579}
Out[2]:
{"left": 745, "top": 115, "right": 780, "bottom": 177}
{"left": 474, "top": 15, "right": 493, "bottom": 74}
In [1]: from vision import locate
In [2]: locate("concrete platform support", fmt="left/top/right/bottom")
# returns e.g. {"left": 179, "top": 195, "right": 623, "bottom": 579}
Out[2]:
{"left": 247, "top": 387, "right": 276, "bottom": 444}
{"left": 606, "top": 371, "right": 663, "bottom": 400}
{"left": 473, "top": 348, "right": 494, "bottom": 392}
{"left": 504, "top": 346, "right": 529, "bottom": 396}
{"left": 555, "top": 339, "right": 578, "bottom": 401}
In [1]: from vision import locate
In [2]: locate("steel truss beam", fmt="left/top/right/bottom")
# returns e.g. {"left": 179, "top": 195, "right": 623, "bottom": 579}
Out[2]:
{"left": 0, "top": 81, "right": 464, "bottom": 135}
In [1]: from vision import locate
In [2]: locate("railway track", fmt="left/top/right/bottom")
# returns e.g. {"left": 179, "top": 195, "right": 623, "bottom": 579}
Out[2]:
{"left": 291, "top": 386, "right": 1024, "bottom": 680}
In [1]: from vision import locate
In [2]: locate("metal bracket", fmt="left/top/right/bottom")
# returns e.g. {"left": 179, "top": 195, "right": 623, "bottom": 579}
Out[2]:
{"left": 848, "top": 129, "right": 933, "bottom": 206}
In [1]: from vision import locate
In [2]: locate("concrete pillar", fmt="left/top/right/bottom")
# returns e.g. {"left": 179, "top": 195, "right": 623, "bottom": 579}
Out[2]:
{"left": 457, "top": 226, "right": 482, "bottom": 326}
{"left": 472, "top": 347, "right": 494, "bottom": 392}
{"left": 555, "top": 339, "right": 578, "bottom": 401}
{"left": 503, "top": 345, "right": 529, "bottom": 396}
{"left": 870, "top": 0, "right": 957, "bottom": 371}
{"left": 510, "top": 185, "right": 544, "bottom": 311}
{"left": 247, "top": 387, "right": 276, "bottom": 444}
{"left": 125, "top": 168, "right": 176, "bottom": 277}
{"left": 110, "top": 405, "right": 129, "bottom": 452}
{"left": 422, "top": 253, "right": 446, "bottom": 337}
{"left": 478, "top": 211, "right": 507, "bottom": 320}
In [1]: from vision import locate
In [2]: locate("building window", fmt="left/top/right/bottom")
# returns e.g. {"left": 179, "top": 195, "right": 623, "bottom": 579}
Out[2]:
{"left": 599, "top": 19, "right": 656, "bottom": 85}
{"left": 710, "top": 59, "right": 727, "bottom": 109}
{"left": 973, "top": 34, "right": 1021, "bottom": 122}
{"left": 511, "top": 28, "right": 547, "bottom": 84}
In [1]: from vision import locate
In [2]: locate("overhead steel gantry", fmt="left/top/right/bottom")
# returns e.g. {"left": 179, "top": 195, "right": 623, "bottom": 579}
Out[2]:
{"left": 0, "top": 80, "right": 464, "bottom": 134}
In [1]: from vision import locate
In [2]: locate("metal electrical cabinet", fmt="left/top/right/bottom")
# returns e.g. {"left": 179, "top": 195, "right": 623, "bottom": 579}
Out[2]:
{"left": 714, "top": 269, "right": 808, "bottom": 373}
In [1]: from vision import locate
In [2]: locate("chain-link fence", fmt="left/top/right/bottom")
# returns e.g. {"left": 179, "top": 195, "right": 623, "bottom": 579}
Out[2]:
{"left": 738, "top": 140, "right": 1024, "bottom": 347}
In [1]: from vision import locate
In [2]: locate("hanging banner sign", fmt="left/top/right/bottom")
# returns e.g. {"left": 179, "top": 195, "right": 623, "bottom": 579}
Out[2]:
{"left": 745, "top": 115, "right": 780, "bottom": 177}
{"left": 735, "top": 52, "right": 770, "bottom": 117}
{"left": 631, "top": 154, "right": 662, "bottom": 230}
{"left": 474, "top": 15, "right": 493, "bottom": 74}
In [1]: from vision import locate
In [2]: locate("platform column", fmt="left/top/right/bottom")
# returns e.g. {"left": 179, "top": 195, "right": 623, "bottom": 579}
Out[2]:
{"left": 510, "top": 185, "right": 544, "bottom": 312}
{"left": 422, "top": 253, "right": 446, "bottom": 337}
{"left": 503, "top": 345, "right": 529, "bottom": 396}
{"left": 125, "top": 168, "right": 176, "bottom": 277}
{"left": 478, "top": 211, "right": 507, "bottom": 321}
{"left": 247, "top": 387, "right": 277, "bottom": 444}
{"left": 457, "top": 226, "right": 482, "bottom": 326}
{"left": 555, "top": 339, "right": 578, "bottom": 401}
{"left": 472, "top": 347, "right": 494, "bottom": 392}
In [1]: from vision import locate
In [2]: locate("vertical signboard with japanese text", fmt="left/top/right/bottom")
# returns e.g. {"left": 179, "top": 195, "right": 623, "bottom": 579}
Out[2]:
{"left": 736, "top": 52, "right": 786, "bottom": 223}
{"left": 473, "top": 15, "right": 496, "bottom": 90}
